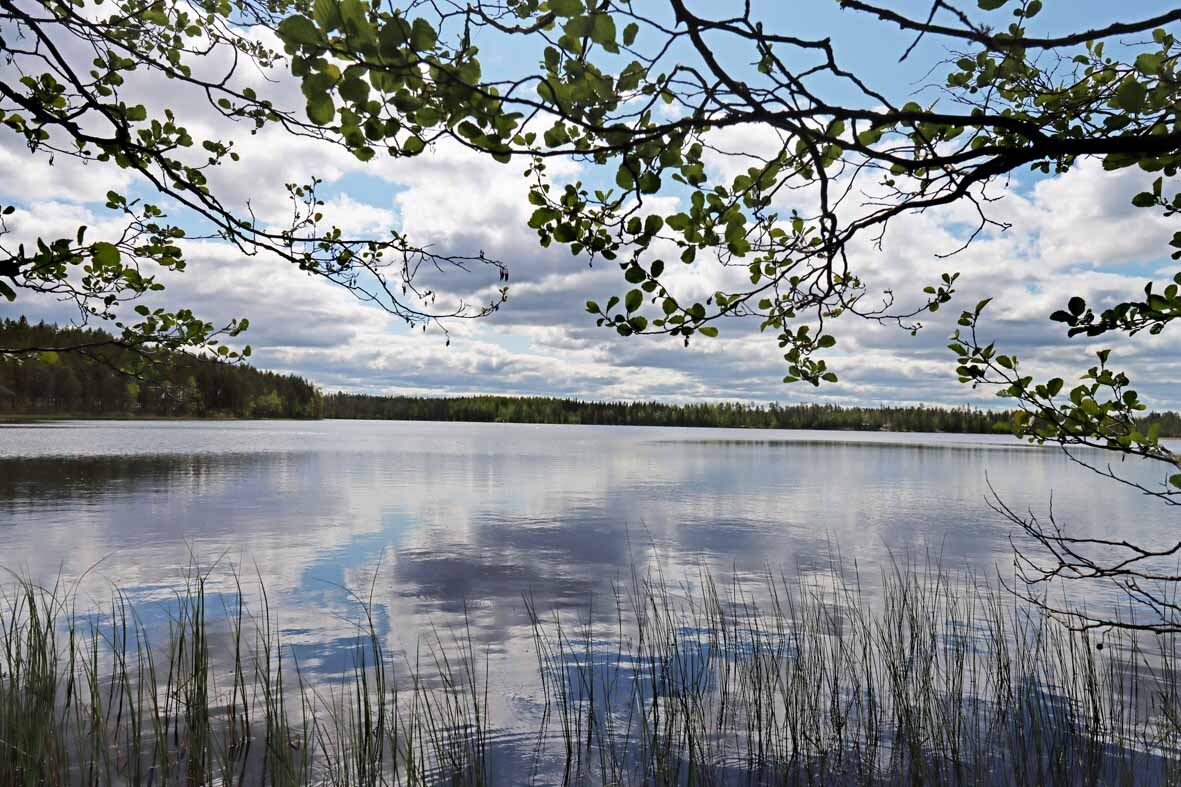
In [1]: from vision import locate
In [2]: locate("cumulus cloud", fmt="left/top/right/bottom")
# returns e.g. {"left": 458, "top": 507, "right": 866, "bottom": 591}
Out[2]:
{"left": 2, "top": 24, "right": 1179, "bottom": 411}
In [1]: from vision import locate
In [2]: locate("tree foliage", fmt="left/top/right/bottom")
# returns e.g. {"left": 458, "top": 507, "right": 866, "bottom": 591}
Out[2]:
{"left": 261, "top": 0, "right": 1180, "bottom": 369}
{"left": 5, "top": 0, "right": 1180, "bottom": 401}
{"left": 0, "top": 317, "right": 322, "bottom": 416}
{"left": 0, "top": 0, "right": 507, "bottom": 369}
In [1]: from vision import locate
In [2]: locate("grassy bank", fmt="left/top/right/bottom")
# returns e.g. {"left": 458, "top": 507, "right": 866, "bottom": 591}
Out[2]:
{"left": 2, "top": 563, "right": 1180, "bottom": 785}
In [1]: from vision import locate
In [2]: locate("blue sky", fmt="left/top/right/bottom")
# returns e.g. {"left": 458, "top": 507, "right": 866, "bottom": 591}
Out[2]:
{"left": 2, "top": 1, "right": 1180, "bottom": 409}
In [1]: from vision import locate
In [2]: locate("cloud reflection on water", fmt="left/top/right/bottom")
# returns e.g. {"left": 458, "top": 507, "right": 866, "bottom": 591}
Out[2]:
{"left": 0, "top": 419, "right": 1173, "bottom": 742}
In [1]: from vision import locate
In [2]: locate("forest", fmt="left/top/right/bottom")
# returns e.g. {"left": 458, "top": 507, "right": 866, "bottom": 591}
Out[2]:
{"left": 0, "top": 318, "right": 322, "bottom": 418}
{"left": 323, "top": 394, "right": 1181, "bottom": 436}
{"left": 322, "top": 392, "right": 1025, "bottom": 433}
{"left": 6, "top": 318, "right": 1181, "bottom": 436}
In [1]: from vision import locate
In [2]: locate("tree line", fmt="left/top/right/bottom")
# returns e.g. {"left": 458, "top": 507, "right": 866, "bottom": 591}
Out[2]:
{"left": 0, "top": 318, "right": 322, "bottom": 418}
{"left": 6, "top": 317, "right": 1181, "bottom": 435}
{"left": 322, "top": 392, "right": 1020, "bottom": 432}
{"left": 321, "top": 392, "right": 1181, "bottom": 436}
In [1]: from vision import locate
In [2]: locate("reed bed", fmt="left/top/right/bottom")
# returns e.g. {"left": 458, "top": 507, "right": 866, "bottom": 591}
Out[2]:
{"left": 529, "top": 562, "right": 1181, "bottom": 785}
{"left": 1, "top": 560, "right": 1180, "bottom": 786}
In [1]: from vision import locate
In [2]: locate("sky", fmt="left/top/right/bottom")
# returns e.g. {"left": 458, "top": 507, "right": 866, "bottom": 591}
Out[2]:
{"left": 2, "top": 0, "right": 1180, "bottom": 409}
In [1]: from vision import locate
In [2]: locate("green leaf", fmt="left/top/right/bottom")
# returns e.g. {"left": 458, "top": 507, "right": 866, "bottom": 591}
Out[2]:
{"left": 38, "top": 351, "right": 60, "bottom": 365}
{"left": 615, "top": 166, "right": 635, "bottom": 190}
{"left": 1170, "top": 473, "right": 1181, "bottom": 489}
{"left": 698, "top": 325, "right": 718, "bottom": 337}
{"left": 549, "top": 0, "right": 583, "bottom": 16}
{"left": 92, "top": 241, "right": 121, "bottom": 267}
{"left": 378, "top": 18, "right": 407, "bottom": 51}
{"left": 306, "top": 93, "right": 335, "bottom": 125}
{"left": 403, "top": 135, "right": 426, "bottom": 154}
{"left": 313, "top": 0, "right": 341, "bottom": 30}
{"left": 1114, "top": 78, "right": 1148, "bottom": 114}
{"left": 625, "top": 288, "right": 643, "bottom": 313}
{"left": 553, "top": 223, "right": 577, "bottom": 243}
{"left": 857, "top": 126, "right": 884, "bottom": 146}
{"left": 339, "top": 77, "right": 369, "bottom": 104}
{"left": 1135, "top": 52, "right": 1165, "bottom": 76}
{"left": 410, "top": 18, "right": 437, "bottom": 50}
{"left": 589, "top": 13, "right": 616, "bottom": 46}
{"left": 1132, "top": 191, "right": 1157, "bottom": 208}
{"left": 623, "top": 22, "right": 639, "bottom": 46}
{"left": 977, "top": 0, "right": 1008, "bottom": 9}
{"left": 638, "top": 171, "right": 661, "bottom": 194}
{"left": 338, "top": 0, "right": 367, "bottom": 30}
{"left": 277, "top": 15, "right": 321, "bottom": 46}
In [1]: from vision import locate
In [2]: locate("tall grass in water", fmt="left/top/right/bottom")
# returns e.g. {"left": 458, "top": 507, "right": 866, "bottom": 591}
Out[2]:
{"left": 0, "top": 570, "right": 489, "bottom": 786}
{"left": 527, "top": 562, "right": 1181, "bottom": 786}
{"left": 0, "top": 561, "right": 1179, "bottom": 785}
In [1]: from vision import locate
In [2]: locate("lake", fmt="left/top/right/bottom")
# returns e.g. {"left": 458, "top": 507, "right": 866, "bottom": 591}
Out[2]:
{"left": 1, "top": 419, "right": 1177, "bottom": 781}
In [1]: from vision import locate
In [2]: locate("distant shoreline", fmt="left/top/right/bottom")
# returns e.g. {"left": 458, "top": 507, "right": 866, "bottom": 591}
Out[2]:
{"left": 0, "top": 409, "right": 1002, "bottom": 434}
{"left": 6, "top": 319, "right": 1181, "bottom": 437}
{"left": 4, "top": 409, "right": 1177, "bottom": 439}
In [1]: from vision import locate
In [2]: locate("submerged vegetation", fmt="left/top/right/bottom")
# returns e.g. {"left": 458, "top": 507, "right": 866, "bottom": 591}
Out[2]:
{"left": 3, "top": 561, "right": 1181, "bottom": 786}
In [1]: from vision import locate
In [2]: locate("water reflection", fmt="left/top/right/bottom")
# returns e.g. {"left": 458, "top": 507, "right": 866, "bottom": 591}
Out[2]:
{"left": 0, "top": 421, "right": 1171, "bottom": 611}
{"left": 0, "top": 419, "right": 1176, "bottom": 749}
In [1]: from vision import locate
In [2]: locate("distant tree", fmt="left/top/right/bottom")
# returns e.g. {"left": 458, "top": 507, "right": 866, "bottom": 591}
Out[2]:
{"left": 0, "top": 318, "right": 322, "bottom": 417}
{"left": 249, "top": 390, "right": 285, "bottom": 417}
{"left": 322, "top": 391, "right": 1038, "bottom": 433}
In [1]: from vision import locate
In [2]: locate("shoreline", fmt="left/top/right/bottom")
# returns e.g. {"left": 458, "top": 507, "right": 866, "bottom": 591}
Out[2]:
{"left": 0, "top": 411, "right": 1005, "bottom": 435}
{"left": 4, "top": 412, "right": 1178, "bottom": 439}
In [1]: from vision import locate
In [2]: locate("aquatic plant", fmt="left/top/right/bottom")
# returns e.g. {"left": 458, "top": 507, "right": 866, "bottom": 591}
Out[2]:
{"left": 1, "top": 559, "right": 1179, "bottom": 785}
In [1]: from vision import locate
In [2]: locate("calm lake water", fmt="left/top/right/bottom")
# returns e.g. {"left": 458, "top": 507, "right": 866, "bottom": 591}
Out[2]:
{"left": 0, "top": 419, "right": 1176, "bottom": 777}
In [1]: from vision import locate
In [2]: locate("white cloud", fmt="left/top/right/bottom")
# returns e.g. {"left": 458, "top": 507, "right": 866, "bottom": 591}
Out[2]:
{"left": 3, "top": 23, "right": 1179, "bottom": 411}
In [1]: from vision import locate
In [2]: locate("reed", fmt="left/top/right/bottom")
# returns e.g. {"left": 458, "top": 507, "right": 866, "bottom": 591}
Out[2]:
{"left": 0, "top": 566, "right": 490, "bottom": 787}
{"left": 526, "top": 561, "right": 1181, "bottom": 785}
{"left": 1, "top": 559, "right": 1179, "bottom": 786}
